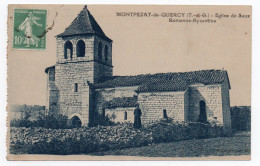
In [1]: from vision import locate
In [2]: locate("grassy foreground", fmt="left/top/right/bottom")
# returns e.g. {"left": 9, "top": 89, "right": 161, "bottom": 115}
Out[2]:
{"left": 91, "top": 132, "right": 250, "bottom": 157}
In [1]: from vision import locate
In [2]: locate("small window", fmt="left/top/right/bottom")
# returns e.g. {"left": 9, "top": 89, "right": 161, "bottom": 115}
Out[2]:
{"left": 74, "top": 83, "right": 78, "bottom": 92}
{"left": 124, "top": 111, "right": 127, "bottom": 120}
{"left": 163, "top": 109, "right": 168, "bottom": 119}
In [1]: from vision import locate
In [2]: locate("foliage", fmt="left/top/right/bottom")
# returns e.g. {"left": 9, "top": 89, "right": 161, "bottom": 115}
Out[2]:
{"left": 10, "top": 106, "right": 116, "bottom": 128}
{"left": 89, "top": 111, "right": 115, "bottom": 127}
{"left": 10, "top": 112, "right": 71, "bottom": 129}
{"left": 10, "top": 119, "right": 32, "bottom": 128}
{"left": 147, "top": 120, "right": 223, "bottom": 143}
{"left": 10, "top": 104, "right": 45, "bottom": 113}
{"left": 231, "top": 106, "right": 251, "bottom": 131}
{"left": 10, "top": 121, "right": 224, "bottom": 155}
{"left": 39, "top": 113, "right": 70, "bottom": 129}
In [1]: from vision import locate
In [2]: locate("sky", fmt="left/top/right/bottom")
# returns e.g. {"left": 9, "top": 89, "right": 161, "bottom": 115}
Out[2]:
{"left": 7, "top": 5, "right": 251, "bottom": 106}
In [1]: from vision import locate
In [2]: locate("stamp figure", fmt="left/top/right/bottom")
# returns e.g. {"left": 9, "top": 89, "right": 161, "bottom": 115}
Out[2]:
{"left": 13, "top": 9, "right": 46, "bottom": 49}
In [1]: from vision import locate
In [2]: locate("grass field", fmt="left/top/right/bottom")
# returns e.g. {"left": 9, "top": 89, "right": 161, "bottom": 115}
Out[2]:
{"left": 91, "top": 131, "right": 250, "bottom": 157}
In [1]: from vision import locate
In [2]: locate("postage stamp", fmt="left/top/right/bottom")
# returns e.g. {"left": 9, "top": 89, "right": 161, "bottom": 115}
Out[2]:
{"left": 13, "top": 9, "right": 47, "bottom": 49}
{"left": 7, "top": 4, "right": 251, "bottom": 161}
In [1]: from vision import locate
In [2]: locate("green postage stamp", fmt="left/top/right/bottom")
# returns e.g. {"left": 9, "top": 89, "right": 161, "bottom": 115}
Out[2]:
{"left": 13, "top": 9, "right": 47, "bottom": 49}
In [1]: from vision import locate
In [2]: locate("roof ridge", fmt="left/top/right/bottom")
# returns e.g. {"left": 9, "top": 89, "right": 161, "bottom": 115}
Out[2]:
{"left": 111, "top": 69, "right": 224, "bottom": 78}
{"left": 85, "top": 9, "right": 94, "bottom": 33}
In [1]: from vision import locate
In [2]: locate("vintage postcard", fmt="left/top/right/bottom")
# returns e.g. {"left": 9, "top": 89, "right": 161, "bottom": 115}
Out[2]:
{"left": 7, "top": 4, "right": 251, "bottom": 160}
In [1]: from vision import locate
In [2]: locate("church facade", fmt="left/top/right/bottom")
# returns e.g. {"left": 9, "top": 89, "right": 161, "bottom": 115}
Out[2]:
{"left": 45, "top": 6, "right": 232, "bottom": 134}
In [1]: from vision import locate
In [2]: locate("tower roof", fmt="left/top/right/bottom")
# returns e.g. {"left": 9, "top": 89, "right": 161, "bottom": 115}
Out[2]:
{"left": 57, "top": 5, "right": 111, "bottom": 41}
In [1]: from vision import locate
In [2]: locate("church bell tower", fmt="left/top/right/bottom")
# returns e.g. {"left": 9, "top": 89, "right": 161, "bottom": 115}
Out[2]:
{"left": 51, "top": 5, "right": 113, "bottom": 126}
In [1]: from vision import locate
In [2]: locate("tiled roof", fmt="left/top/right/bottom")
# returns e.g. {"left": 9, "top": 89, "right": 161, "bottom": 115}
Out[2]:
{"left": 95, "top": 70, "right": 231, "bottom": 92}
{"left": 105, "top": 96, "right": 138, "bottom": 108}
{"left": 57, "top": 5, "right": 111, "bottom": 41}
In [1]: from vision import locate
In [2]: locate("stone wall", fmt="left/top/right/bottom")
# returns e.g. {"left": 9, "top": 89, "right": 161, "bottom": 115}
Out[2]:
{"left": 188, "top": 84, "right": 223, "bottom": 123}
{"left": 93, "top": 62, "right": 113, "bottom": 83}
{"left": 184, "top": 89, "right": 189, "bottom": 121}
{"left": 88, "top": 85, "right": 95, "bottom": 125}
{"left": 56, "top": 35, "right": 113, "bottom": 81}
{"left": 56, "top": 36, "right": 95, "bottom": 64}
{"left": 95, "top": 86, "right": 138, "bottom": 115}
{"left": 94, "top": 36, "right": 112, "bottom": 66}
{"left": 93, "top": 36, "right": 113, "bottom": 83}
{"left": 187, "top": 81, "right": 231, "bottom": 134}
{"left": 221, "top": 76, "right": 232, "bottom": 135}
{"left": 137, "top": 91, "right": 186, "bottom": 124}
{"left": 10, "top": 123, "right": 224, "bottom": 154}
{"left": 105, "top": 107, "right": 135, "bottom": 123}
{"left": 54, "top": 34, "right": 113, "bottom": 125}
{"left": 46, "top": 67, "right": 59, "bottom": 114}
{"left": 55, "top": 62, "right": 93, "bottom": 126}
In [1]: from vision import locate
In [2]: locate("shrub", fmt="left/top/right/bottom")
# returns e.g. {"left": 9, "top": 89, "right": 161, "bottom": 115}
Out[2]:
{"left": 10, "top": 112, "right": 71, "bottom": 129}
{"left": 89, "top": 112, "right": 115, "bottom": 127}
{"left": 10, "top": 119, "right": 32, "bottom": 128}
{"left": 40, "top": 113, "right": 70, "bottom": 129}
{"left": 231, "top": 106, "right": 251, "bottom": 131}
{"left": 147, "top": 121, "right": 223, "bottom": 143}
{"left": 10, "top": 121, "right": 224, "bottom": 155}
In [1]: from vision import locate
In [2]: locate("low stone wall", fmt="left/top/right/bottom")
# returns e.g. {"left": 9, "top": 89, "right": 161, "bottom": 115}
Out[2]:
{"left": 9, "top": 121, "right": 224, "bottom": 155}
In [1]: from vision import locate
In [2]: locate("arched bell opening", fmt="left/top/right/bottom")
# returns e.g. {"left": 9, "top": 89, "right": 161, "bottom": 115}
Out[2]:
{"left": 64, "top": 41, "right": 73, "bottom": 60}
{"left": 76, "top": 40, "right": 85, "bottom": 57}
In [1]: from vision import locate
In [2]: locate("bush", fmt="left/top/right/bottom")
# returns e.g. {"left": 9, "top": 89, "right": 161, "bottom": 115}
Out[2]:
{"left": 147, "top": 121, "right": 223, "bottom": 143}
{"left": 41, "top": 113, "right": 70, "bottom": 129}
{"left": 10, "top": 119, "right": 33, "bottom": 128}
{"left": 231, "top": 106, "right": 251, "bottom": 131}
{"left": 10, "top": 120, "right": 224, "bottom": 155}
{"left": 10, "top": 113, "right": 71, "bottom": 129}
{"left": 10, "top": 110, "right": 117, "bottom": 129}
{"left": 89, "top": 112, "right": 115, "bottom": 127}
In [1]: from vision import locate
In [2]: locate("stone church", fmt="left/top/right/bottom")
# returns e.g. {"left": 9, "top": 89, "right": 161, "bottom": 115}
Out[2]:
{"left": 45, "top": 6, "right": 232, "bottom": 133}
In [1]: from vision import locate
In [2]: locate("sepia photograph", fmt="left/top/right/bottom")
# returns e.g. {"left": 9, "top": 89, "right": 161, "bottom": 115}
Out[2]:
{"left": 6, "top": 4, "right": 251, "bottom": 160}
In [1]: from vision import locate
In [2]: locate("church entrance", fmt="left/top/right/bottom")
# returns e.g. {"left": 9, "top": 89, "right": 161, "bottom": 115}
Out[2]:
{"left": 198, "top": 100, "right": 207, "bottom": 123}
{"left": 71, "top": 116, "right": 82, "bottom": 128}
